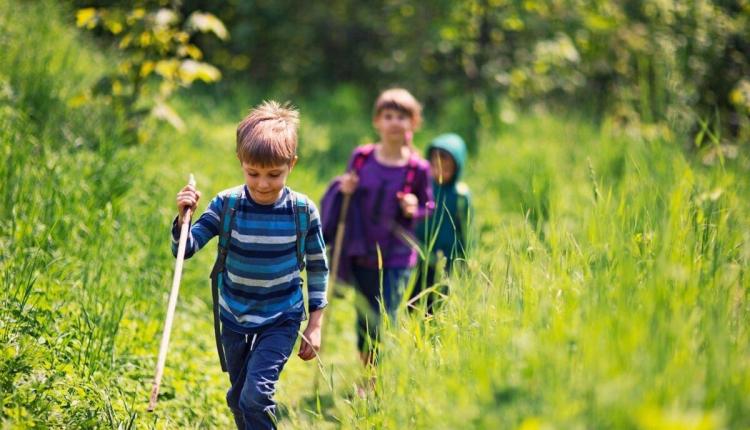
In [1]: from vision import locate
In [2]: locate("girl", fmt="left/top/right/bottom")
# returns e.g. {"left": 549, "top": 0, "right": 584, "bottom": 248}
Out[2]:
{"left": 338, "top": 88, "right": 434, "bottom": 364}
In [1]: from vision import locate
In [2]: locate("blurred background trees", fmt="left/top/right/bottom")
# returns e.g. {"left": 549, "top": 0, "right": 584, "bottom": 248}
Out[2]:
{"left": 71, "top": 0, "right": 749, "bottom": 152}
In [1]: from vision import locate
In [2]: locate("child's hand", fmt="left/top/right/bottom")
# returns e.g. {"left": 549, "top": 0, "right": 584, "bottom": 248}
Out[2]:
{"left": 176, "top": 184, "right": 201, "bottom": 224}
{"left": 298, "top": 324, "right": 321, "bottom": 361}
{"left": 339, "top": 172, "right": 359, "bottom": 195}
{"left": 397, "top": 192, "right": 418, "bottom": 218}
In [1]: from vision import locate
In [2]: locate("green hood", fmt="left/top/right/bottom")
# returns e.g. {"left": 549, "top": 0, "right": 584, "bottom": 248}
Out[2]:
{"left": 426, "top": 133, "right": 467, "bottom": 185}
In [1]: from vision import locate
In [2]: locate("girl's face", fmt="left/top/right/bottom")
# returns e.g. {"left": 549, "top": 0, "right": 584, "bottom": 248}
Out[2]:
{"left": 373, "top": 108, "right": 414, "bottom": 145}
{"left": 240, "top": 158, "right": 296, "bottom": 204}
{"left": 430, "top": 149, "right": 456, "bottom": 184}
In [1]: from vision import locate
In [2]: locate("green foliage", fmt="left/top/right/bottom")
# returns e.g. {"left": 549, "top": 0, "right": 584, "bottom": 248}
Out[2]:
{"left": 182, "top": 0, "right": 749, "bottom": 150}
{"left": 74, "top": 1, "right": 227, "bottom": 138}
{"left": 353, "top": 114, "right": 750, "bottom": 430}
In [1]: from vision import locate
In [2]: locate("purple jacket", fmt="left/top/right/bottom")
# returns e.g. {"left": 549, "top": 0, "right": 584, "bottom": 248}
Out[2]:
{"left": 321, "top": 145, "right": 434, "bottom": 283}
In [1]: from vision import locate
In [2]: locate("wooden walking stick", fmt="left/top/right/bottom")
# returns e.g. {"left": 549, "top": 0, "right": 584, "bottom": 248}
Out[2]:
{"left": 311, "top": 167, "right": 358, "bottom": 392}
{"left": 327, "top": 193, "right": 351, "bottom": 299}
{"left": 148, "top": 173, "right": 196, "bottom": 412}
{"left": 310, "top": 182, "right": 351, "bottom": 393}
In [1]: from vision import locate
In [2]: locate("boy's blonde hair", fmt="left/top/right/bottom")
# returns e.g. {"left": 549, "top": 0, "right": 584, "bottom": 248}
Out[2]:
{"left": 236, "top": 100, "right": 299, "bottom": 166}
{"left": 373, "top": 88, "right": 423, "bottom": 130}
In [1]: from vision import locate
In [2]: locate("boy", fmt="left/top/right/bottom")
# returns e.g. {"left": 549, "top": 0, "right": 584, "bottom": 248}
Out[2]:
{"left": 410, "top": 133, "right": 471, "bottom": 313}
{"left": 173, "top": 101, "right": 328, "bottom": 430}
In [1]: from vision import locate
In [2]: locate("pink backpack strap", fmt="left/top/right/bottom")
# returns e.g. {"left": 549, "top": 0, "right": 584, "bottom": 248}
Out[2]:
{"left": 352, "top": 144, "right": 375, "bottom": 172}
{"left": 401, "top": 153, "right": 419, "bottom": 194}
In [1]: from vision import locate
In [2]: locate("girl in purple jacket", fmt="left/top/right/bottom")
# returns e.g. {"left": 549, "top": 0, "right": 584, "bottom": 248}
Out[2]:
{"left": 338, "top": 88, "right": 434, "bottom": 366}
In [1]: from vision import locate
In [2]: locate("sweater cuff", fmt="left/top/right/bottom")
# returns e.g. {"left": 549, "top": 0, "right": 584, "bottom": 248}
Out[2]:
{"left": 171, "top": 216, "right": 181, "bottom": 241}
{"left": 308, "top": 300, "right": 328, "bottom": 313}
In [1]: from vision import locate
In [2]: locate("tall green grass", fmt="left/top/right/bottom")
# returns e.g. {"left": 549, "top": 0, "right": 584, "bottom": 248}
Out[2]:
{"left": 343, "top": 116, "right": 750, "bottom": 429}
{"left": 1, "top": 0, "right": 157, "bottom": 427}
{"left": 1, "top": 1, "right": 748, "bottom": 428}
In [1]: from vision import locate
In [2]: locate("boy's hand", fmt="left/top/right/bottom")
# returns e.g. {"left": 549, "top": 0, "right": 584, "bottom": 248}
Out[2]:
{"left": 339, "top": 172, "right": 359, "bottom": 195}
{"left": 397, "top": 192, "right": 418, "bottom": 218}
{"left": 298, "top": 324, "right": 321, "bottom": 361}
{"left": 176, "top": 184, "right": 201, "bottom": 224}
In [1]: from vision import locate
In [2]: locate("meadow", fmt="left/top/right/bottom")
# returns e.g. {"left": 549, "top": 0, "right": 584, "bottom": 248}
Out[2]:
{"left": 1, "top": 1, "right": 748, "bottom": 429}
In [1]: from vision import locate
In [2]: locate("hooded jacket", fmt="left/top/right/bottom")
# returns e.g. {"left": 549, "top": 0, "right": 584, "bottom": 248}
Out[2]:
{"left": 417, "top": 133, "right": 472, "bottom": 268}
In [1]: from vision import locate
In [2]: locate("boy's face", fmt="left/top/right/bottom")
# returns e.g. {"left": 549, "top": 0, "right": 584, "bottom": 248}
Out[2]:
{"left": 240, "top": 157, "right": 297, "bottom": 205}
{"left": 373, "top": 108, "right": 414, "bottom": 144}
{"left": 430, "top": 149, "right": 456, "bottom": 184}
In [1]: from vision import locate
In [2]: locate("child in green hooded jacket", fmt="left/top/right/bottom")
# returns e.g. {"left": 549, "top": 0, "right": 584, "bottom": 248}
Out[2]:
{"left": 410, "top": 133, "right": 472, "bottom": 312}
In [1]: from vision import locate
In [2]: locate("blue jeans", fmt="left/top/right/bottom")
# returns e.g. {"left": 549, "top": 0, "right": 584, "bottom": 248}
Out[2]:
{"left": 352, "top": 265, "right": 412, "bottom": 352}
{"left": 222, "top": 317, "right": 300, "bottom": 430}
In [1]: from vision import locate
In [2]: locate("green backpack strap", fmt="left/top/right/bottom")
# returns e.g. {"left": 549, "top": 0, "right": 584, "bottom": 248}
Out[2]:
{"left": 209, "top": 189, "right": 240, "bottom": 372}
{"left": 291, "top": 191, "right": 309, "bottom": 271}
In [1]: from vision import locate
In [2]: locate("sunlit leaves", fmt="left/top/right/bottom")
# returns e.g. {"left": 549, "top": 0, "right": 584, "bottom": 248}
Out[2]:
{"left": 730, "top": 79, "right": 750, "bottom": 110}
{"left": 154, "top": 59, "right": 179, "bottom": 80}
{"left": 502, "top": 15, "right": 525, "bottom": 31}
{"left": 583, "top": 11, "right": 617, "bottom": 32}
{"left": 75, "top": 8, "right": 96, "bottom": 29}
{"left": 140, "top": 60, "right": 155, "bottom": 78}
{"left": 75, "top": 4, "right": 228, "bottom": 134}
{"left": 177, "top": 44, "right": 202, "bottom": 60}
{"left": 152, "top": 8, "right": 177, "bottom": 28}
{"left": 185, "top": 12, "right": 229, "bottom": 41}
{"left": 178, "top": 60, "right": 221, "bottom": 84}
{"left": 534, "top": 33, "right": 580, "bottom": 65}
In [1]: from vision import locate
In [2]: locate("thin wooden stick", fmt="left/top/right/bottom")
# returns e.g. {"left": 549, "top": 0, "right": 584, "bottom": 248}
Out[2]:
{"left": 327, "top": 193, "right": 351, "bottom": 298}
{"left": 148, "top": 174, "right": 195, "bottom": 412}
{"left": 311, "top": 191, "right": 351, "bottom": 392}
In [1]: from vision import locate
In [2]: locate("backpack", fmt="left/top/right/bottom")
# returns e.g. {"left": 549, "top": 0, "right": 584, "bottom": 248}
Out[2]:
{"left": 346, "top": 143, "right": 420, "bottom": 191}
{"left": 320, "top": 144, "right": 420, "bottom": 242}
{"left": 208, "top": 188, "right": 309, "bottom": 371}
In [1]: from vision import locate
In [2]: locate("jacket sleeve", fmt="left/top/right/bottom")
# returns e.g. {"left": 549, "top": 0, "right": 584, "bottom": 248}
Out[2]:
{"left": 171, "top": 194, "right": 222, "bottom": 259}
{"left": 457, "top": 185, "right": 473, "bottom": 257}
{"left": 304, "top": 201, "right": 329, "bottom": 312}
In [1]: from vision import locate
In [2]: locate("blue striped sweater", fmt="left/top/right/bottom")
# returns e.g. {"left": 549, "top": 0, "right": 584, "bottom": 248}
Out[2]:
{"left": 171, "top": 185, "right": 328, "bottom": 332}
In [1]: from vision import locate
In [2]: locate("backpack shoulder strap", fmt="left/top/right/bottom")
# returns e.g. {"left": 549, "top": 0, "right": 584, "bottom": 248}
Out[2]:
{"left": 217, "top": 190, "right": 240, "bottom": 262}
{"left": 401, "top": 153, "right": 420, "bottom": 195}
{"left": 291, "top": 191, "right": 310, "bottom": 271}
{"left": 352, "top": 144, "right": 375, "bottom": 173}
{"left": 209, "top": 188, "right": 241, "bottom": 372}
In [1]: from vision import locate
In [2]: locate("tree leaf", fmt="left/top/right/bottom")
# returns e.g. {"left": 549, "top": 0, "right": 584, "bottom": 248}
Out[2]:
{"left": 185, "top": 12, "right": 229, "bottom": 40}
{"left": 155, "top": 59, "right": 180, "bottom": 79}
{"left": 178, "top": 60, "right": 221, "bottom": 84}
{"left": 76, "top": 8, "right": 97, "bottom": 29}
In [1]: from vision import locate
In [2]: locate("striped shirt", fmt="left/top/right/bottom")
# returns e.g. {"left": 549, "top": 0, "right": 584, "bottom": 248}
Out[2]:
{"left": 171, "top": 185, "right": 328, "bottom": 332}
